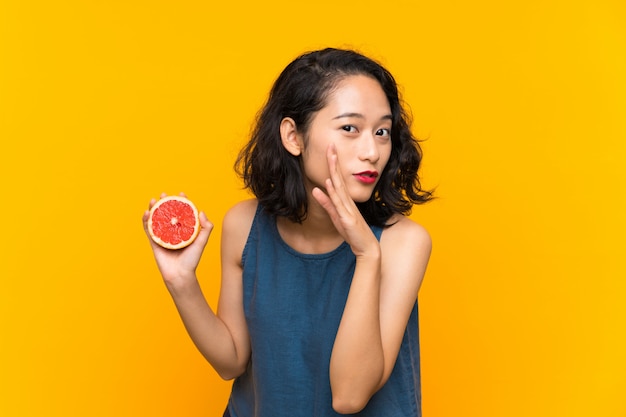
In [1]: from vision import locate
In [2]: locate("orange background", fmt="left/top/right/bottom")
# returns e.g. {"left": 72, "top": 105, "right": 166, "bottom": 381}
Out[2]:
{"left": 1, "top": 1, "right": 625, "bottom": 416}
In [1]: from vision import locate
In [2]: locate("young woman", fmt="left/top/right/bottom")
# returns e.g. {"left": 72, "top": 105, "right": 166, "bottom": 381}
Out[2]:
{"left": 144, "top": 48, "right": 433, "bottom": 416}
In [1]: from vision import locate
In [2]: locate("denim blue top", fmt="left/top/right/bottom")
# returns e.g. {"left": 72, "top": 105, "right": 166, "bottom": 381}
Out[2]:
{"left": 227, "top": 204, "right": 421, "bottom": 416}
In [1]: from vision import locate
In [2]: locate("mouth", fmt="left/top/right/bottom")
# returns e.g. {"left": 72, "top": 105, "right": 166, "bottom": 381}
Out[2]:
{"left": 353, "top": 171, "right": 379, "bottom": 184}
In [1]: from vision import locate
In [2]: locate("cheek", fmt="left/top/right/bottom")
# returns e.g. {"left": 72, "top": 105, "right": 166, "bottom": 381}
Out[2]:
{"left": 301, "top": 147, "right": 331, "bottom": 181}
{"left": 381, "top": 144, "right": 393, "bottom": 166}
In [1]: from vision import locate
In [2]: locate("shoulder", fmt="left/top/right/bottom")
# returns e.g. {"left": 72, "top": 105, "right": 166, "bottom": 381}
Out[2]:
{"left": 222, "top": 199, "right": 259, "bottom": 265}
{"left": 223, "top": 198, "right": 258, "bottom": 229}
{"left": 381, "top": 214, "right": 431, "bottom": 252}
{"left": 379, "top": 215, "right": 432, "bottom": 289}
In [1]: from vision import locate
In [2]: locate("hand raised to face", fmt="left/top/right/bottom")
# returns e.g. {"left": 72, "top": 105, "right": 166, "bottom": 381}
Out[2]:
{"left": 312, "top": 144, "right": 380, "bottom": 258}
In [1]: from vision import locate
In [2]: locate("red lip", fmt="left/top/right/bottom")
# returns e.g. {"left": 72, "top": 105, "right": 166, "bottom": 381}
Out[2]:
{"left": 353, "top": 171, "right": 379, "bottom": 184}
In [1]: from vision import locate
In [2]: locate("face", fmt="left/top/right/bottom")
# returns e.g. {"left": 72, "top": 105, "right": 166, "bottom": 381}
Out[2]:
{"left": 295, "top": 75, "right": 393, "bottom": 203}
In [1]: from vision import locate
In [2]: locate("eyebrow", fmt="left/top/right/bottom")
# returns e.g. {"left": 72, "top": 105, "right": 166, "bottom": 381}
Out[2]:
{"left": 332, "top": 112, "right": 393, "bottom": 121}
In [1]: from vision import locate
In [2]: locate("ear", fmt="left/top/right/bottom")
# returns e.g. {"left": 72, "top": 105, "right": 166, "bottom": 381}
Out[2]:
{"left": 280, "top": 117, "right": 302, "bottom": 156}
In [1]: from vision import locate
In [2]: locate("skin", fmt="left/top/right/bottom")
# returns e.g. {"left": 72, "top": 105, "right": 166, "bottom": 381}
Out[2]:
{"left": 143, "top": 75, "right": 431, "bottom": 414}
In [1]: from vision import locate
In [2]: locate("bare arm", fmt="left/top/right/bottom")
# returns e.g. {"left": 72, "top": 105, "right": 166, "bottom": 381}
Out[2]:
{"left": 313, "top": 147, "right": 431, "bottom": 414}
{"left": 215, "top": 199, "right": 255, "bottom": 379}
{"left": 143, "top": 195, "right": 253, "bottom": 380}
{"left": 329, "top": 218, "right": 430, "bottom": 414}
{"left": 329, "top": 245, "right": 384, "bottom": 414}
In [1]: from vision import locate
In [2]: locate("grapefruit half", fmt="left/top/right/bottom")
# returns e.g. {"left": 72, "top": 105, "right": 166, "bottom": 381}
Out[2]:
{"left": 147, "top": 196, "right": 200, "bottom": 250}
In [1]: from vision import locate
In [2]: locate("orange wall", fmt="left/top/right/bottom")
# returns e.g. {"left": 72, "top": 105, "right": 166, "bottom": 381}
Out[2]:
{"left": 1, "top": 1, "right": 625, "bottom": 416}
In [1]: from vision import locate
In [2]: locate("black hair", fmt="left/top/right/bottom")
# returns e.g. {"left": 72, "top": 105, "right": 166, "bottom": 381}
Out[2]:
{"left": 235, "top": 47, "right": 433, "bottom": 227}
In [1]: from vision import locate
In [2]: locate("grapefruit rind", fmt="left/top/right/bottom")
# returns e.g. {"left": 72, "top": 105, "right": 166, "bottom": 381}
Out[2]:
{"left": 147, "top": 196, "right": 200, "bottom": 250}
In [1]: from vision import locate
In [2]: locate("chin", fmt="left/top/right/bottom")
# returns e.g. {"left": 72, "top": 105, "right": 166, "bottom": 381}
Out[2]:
{"left": 351, "top": 193, "right": 374, "bottom": 204}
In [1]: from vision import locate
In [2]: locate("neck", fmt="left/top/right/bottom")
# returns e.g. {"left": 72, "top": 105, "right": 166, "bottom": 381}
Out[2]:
{"left": 276, "top": 197, "right": 344, "bottom": 254}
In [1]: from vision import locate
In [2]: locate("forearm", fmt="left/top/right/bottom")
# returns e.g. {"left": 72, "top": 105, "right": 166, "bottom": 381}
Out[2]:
{"left": 329, "top": 252, "right": 385, "bottom": 413}
{"left": 167, "top": 278, "right": 245, "bottom": 380}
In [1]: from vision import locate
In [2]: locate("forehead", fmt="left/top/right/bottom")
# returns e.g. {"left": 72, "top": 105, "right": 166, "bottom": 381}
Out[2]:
{"left": 322, "top": 75, "right": 391, "bottom": 115}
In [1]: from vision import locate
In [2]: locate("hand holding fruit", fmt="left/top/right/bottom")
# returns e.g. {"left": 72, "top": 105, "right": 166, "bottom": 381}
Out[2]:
{"left": 143, "top": 193, "right": 213, "bottom": 288}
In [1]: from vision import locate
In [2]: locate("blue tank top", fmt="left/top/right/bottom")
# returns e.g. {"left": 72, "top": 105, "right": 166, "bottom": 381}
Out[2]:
{"left": 227, "top": 204, "right": 421, "bottom": 416}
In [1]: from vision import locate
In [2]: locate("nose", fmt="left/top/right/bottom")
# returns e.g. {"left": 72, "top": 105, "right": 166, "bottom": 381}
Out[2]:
{"left": 358, "top": 132, "right": 380, "bottom": 163}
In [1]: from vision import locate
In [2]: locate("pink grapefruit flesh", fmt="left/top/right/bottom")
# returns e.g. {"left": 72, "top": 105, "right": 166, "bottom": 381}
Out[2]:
{"left": 147, "top": 196, "right": 200, "bottom": 250}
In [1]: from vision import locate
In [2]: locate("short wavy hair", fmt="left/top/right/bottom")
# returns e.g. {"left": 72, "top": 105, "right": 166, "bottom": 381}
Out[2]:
{"left": 235, "top": 48, "right": 433, "bottom": 227}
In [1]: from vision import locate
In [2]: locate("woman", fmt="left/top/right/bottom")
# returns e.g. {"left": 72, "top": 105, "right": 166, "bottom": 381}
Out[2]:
{"left": 144, "top": 48, "right": 433, "bottom": 416}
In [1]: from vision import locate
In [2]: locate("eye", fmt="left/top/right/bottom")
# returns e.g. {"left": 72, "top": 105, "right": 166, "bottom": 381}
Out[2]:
{"left": 342, "top": 125, "right": 357, "bottom": 133}
{"left": 376, "top": 128, "right": 391, "bottom": 137}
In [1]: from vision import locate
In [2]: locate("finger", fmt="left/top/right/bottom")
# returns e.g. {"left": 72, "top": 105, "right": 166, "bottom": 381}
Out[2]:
{"left": 142, "top": 213, "right": 159, "bottom": 247}
{"left": 312, "top": 186, "right": 345, "bottom": 237}
{"left": 327, "top": 144, "right": 342, "bottom": 186}
{"left": 144, "top": 199, "right": 157, "bottom": 236}
{"left": 324, "top": 166, "right": 353, "bottom": 220}
{"left": 142, "top": 211, "right": 150, "bottom": 236}
{"left": 324, "top": 178, "right": 351, "bottom": 223}
{"left": 326, "top": 145, "right": 352, "bottom": 209}
{"left": 199, "top": 211, "right": 214, "bottom": 232}
{"left": 182, "top": 211, "right": 213, "bottom": 256}
{"left": 143, "top": 198, "right": 160, "bottom": 243}
{"left": 312, "top": 186, "right": 335, "bottom": 216}
{"left": 325, "top": 146, "right": 343, "bottom": 195}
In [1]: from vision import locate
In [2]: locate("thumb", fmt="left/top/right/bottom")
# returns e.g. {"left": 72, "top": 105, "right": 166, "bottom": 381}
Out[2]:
{"left": 195, "top": 211, "right": 214, "bottom": 245}
{"left": 179, "top": 211, "right": 213, "bottom": 263}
